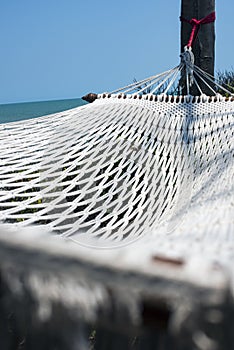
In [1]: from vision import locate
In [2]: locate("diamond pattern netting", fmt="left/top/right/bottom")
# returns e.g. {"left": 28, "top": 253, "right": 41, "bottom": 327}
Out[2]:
{"left": 0, "top": 94, "right": 233, "bottom": 248}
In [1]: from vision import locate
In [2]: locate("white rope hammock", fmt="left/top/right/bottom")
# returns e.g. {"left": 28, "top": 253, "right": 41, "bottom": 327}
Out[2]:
{"left": 0, "top": 52, "right": 233, "bottom": 256}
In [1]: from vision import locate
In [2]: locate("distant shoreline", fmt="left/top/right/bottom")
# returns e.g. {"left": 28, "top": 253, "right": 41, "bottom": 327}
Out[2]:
{"left": 0, "top": 98, "right": 87, "bottom": 124}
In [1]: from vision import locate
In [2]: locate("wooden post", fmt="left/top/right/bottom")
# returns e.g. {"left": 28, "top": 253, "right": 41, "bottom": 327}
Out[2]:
{"left": 180, "top": 0, "right": 215, "bottom": 95}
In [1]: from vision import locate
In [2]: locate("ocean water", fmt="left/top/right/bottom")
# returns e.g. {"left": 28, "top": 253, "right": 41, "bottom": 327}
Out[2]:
{"left": 0, "top": 98, "right": 87, "bottom": 124}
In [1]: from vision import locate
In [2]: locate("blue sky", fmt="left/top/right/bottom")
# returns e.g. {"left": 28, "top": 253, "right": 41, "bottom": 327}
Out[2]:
{"left": 0, "top": 0, "right": 233, "bottom": 104}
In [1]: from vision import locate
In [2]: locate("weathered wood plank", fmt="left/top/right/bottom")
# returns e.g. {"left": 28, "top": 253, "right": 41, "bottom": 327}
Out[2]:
{"left": 0, "top": 227, "right": 233, "bottom": 349}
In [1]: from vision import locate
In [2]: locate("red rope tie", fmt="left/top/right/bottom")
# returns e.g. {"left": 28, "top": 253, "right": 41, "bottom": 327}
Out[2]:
{"left": 180, "top": 11, "right": 216, "bottom": 48}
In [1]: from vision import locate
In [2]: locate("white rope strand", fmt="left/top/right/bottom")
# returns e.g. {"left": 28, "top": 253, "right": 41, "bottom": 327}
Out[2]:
{"left": 192, "top": 68, "right": 217, "bottom": 95}
{"left": 150, "top": 68, "right": 179, "bottom": 94}
{"left": 164, "top": 65, "right": 182, "bottom": 95}
{"left": 193, "top": 64, "right": 234, "bottom": 96}
{"left": 193, "top": 75, "right": 203, "bottom": 95}
{"left": 110, "top": 67, "right": 180, "bottom": 94}
{"left": 136, "top": 68, "right": 178, "bottom": 94}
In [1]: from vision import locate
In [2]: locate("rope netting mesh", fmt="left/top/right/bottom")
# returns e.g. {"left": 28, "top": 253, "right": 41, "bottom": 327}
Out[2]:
{"left": 0, "top": 56, "right": 233, "bottom": 250}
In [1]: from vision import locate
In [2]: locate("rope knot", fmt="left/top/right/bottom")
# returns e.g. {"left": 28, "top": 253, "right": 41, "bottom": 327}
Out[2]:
{"left": 190, "top": 18, "right": 201, "bottom": 26}
{"left": 180, "top": 11, "right": 216, "bottom": 48}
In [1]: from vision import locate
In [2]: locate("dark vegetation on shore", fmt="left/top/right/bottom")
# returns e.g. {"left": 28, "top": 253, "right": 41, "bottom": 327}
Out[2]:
{"left": 216, "top": 69, "right": 234, "bottom": 95}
